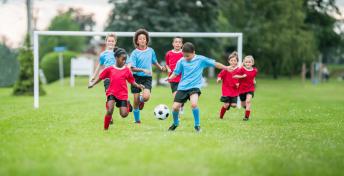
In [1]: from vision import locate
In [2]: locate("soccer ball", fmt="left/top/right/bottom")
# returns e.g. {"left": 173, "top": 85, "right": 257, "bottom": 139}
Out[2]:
{"left": 154, "top": 104, "right": 170, "bottom": 120}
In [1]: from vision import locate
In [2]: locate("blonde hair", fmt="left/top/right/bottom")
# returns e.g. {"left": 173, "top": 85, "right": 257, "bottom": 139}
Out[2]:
{"left": 243, "top": 55, "right": 255, "bottom": 65}
{"left": 105, "top": 33, "right": 117, "bottom": 41}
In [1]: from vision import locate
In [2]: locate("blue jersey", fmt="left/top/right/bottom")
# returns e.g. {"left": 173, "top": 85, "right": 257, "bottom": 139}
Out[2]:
{"left": 99, "top": 50, "right": 115, "bottom": 68}
{"left": 174, "top": 55, "right": 215, "bottom": 90}
{"left": 129, "top": 47, "right": 158, "bottom": 77}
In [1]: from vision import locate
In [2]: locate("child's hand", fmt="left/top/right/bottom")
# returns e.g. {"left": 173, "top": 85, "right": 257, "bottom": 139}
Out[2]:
{"left": 88, "top": 83, "right": 94, "bottom": 89}
{"left": 167, "top": 67, "right": 172, "bottom": 73}
{"left": 226, "top": 66, "right": 233, "bottom": 72}
{"left": 235, "top": 83, "right": 239, "bottom": 88}
{"left": 138, "top": 84, "right": 145, "bottom": 90}
{"left": 143, "top": 69, "right": 151, "bottom": 75}
{"left": 216, "top": 78, "right": 222, "bottom": 83}
{"left": 161, "top": 66, "right": 167, "bottom": 72}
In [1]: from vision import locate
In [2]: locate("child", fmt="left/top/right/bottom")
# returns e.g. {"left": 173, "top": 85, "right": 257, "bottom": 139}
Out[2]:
{"left": 217, "top": 51, "right": 240, "bottom": 119}
{"left": 129, "top": 28, "right": 166, "bottom": 123}
{"left": 167, "top": 42, "right": 230, "bottom": 132}
{"left": 165, "top": 36, "right": 184, "bottom": 114}
{"left": 90, "top": 33, "right": 117, "bottom": 92}
{"left": 233, "top": 55, "right": 258, "bottom": 121}
{"left": 88, "top": 48, "right": 145, "bottom": 130}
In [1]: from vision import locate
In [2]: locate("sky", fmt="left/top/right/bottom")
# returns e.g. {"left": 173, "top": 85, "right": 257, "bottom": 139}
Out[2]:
{"left": 0, "top": 0, "right": 343, "bottom": 48}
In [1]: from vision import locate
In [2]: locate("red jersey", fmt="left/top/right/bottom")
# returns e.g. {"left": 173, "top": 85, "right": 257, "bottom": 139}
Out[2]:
{"left": 99, "top": 66, "right": 135, "bottom": 100}
{"left": 218, "top": 67, "right": 239, "bottom": 97}
{"left": 236, "top": 67, "right": 258, "bottom": 94}
{"left": 165, "top": 50, "right": 183, "bottom": 82}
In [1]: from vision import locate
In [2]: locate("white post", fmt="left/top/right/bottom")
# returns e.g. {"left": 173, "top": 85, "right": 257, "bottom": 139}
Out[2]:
{"left": 237, "top": 34, "right": 243, "bottom": 108}
{"left": 33, "top": 32, "right": 39, "bottom": 109}
{"left": 59, "top": 53, "right": 64, "bottom": 85}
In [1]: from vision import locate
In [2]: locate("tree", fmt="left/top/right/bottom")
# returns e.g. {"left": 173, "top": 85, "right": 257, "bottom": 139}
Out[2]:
{"left": 218, "top": 0, "right": 318, "bottom": 78}
{"left": 106, "top": 0, "right": 220, "bottom": 60}
{"left": 0, "top": 42, "right": 19, "bottom": 87}
{"left": 13, "top": 35, "right": 45, "bottom": 96}
{"left": 39, "top": 8, "right": 95, "bottom": 59}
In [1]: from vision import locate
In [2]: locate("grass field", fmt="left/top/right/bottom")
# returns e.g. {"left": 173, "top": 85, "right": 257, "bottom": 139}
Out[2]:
{"left": 0, "top": 78, "right": 343, "bottom": 176}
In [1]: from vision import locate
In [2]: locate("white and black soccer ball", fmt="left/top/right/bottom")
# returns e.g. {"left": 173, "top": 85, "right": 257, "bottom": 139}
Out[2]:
{"left": 154, "top": 104, "right": 170, "bottom": 120}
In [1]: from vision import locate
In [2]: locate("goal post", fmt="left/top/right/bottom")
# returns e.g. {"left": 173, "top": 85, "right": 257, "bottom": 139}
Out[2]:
{"left": 33, "top": 31, "right": 243, "bottom": 109}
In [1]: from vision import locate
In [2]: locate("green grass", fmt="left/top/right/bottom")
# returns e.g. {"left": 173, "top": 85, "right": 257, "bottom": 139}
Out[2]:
{"left": 0, "top": 78, "right": 343, "bottom": 176}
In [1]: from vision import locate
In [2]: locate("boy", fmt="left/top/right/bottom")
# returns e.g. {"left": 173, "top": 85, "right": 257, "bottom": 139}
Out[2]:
{"left": 167, "top": 42, "right": 230, "bottom": 132}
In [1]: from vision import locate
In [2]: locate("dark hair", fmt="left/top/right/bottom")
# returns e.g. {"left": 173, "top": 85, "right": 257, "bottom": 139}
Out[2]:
{"left": 133, "top": 28, "right": 149, "bottom": 47}
{"left": 173, "top": 36, "right": 183, "bottom": 42}
{"left": 228, "top": 51, "right": 238, "bottom": 61}
{"left": 182, "top": 42, "right": 195, "bottom": 53}
{"left": 113, "top": 47, "right": 127, "bottom": 58}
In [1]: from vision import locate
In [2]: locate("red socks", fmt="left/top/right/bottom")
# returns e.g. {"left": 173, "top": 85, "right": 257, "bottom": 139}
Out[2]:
{"left": 220, "top": 106, "right": 227, "bottom": 119}
{"left": 104, "top": 115, "right": 112, "bottom": 130}
{"left": 245, "top": 110, "right": 251, "bottom": 118}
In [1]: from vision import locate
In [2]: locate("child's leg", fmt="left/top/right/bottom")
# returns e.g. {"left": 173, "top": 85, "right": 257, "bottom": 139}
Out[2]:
{"left": 190, "top": 93, "right": 200, "bottom": 127}
{"left": 104, "top": 100, "right": 115, "bottom": 130}
{"left": 171, "top": 102, "right": 182, "bottom": 126}
{"left": 141, "top": 89, "right": 151, "bottom": 102}
{"left": 119, "top": 107, "right": 129, "bottom": 118}
{"left": 230, "top": 103, "right": 237, "bottom": 108}
{"left": 133, "top": 93, "right": 141, "bottom": 123}
{"left": 244, "top": 94, "right": 253, "bottom": 119}
{"left": 220, "top": 103, "right": 230, "bottom": 119}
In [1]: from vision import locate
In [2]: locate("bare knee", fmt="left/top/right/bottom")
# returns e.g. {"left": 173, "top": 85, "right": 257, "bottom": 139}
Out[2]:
{"left": 120, "top": 111, "right": 128, "bottom": 118}
{"left": 246, "top": 100, "right": 251, "bottom": 105}
{"left": 231, "top": 103, "right": 237, "bottom": 108}
{"left": 172, "top": 104, "right": 181, "bottom": 112}
{"left": 191, "top": 103, "right": 198, "bottom": 109}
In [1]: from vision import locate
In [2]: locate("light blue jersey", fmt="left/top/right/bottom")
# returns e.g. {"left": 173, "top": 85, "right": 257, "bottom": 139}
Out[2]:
{"left": 99, "top": 50, "right": 115, "bottom": 68}
{"left": 129, "top": 47, "right": 158, "bottom": 77}
{"left": 174, "top": 55, "right": 215, "bottom": 90}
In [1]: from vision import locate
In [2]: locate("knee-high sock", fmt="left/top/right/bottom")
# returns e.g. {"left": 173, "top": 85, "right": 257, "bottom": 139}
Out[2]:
{"left": 245, "top": 110, "right": 251, "bottom": 118}
{"left": 104, "top": 115, "right": 112, "bottom": 130}
{"left": 192, "top": 107, "right": 200, "bottom": 127}
{"left": 133, "top": 108, "right": 140, "bottom": 122}
{"left": 172, "top": 111, "right": 179, "bottom": 126}
{"left": 220, "top": 106, "right": 227, "bottom": 119}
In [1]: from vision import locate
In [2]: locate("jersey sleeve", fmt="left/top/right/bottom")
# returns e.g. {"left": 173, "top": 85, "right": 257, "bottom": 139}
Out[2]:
{"left": 126, "top": 68, "right": 135, "bottom": 84}
{"left": 165, "top": 52, "right": 170, "bottom": 66}
{"left": 125, "top": 54, "right": 131, "bottom": 65}
{"left": 99, "top": 67, "right": 110, "bottom": 80}
{"left": 200, "top": 56, "right": 216, "bottom": 68}
{"left": 218, "top": 70, "right": 225, "bottom": 78}
{"left": 99, "top": 53, "right": 105, "bottom": 66}
{"left": 129, "top": 52, "right": 137, "bottom": 68}
{"left": 173, "top": 60, "right": 182, "bottom": 75}
{"left": 151, "top": 49, "right": 158, "bottom": 64}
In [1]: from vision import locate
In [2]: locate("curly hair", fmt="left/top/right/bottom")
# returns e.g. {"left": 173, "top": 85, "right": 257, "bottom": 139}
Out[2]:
{"left": 133, "top": 28, "right": 149, "bottom": 47}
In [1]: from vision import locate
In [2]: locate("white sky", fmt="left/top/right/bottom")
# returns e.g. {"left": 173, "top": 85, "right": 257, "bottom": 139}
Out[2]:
{"left": 0, "top": 0, "right": 343, "bottom": 48}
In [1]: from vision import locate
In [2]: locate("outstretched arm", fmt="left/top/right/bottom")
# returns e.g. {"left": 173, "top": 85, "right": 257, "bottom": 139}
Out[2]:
{"left": 167, "top": 73, "right": 178, "bottom": 81}
{"left": 233, "top": 74, "right": 247, "bottom": 79}
{"left": 153, "top": 63, "right": 166, "bottom": 72}
{"left": 90, "top": 64, "right": 104, "bottom": 82}
{"left": 88, "top": 77, "right": 102, "bottom": 89}
{"left": 131, "top": 82, "right": 145, "bottom": 90}
{"left": 131, "top": 67, "right": 151, "bottom": 75}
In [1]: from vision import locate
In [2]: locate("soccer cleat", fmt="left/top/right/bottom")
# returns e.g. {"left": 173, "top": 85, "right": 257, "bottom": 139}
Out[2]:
{"left": 243, "top": 116, "right": 249, "bottom": 121}
{"left": 127, "top": 100, "right": 133, "bottom": 113}
{"left": 110, "top": 119, "right": 114, "bottom": 125}
{"left": 194, "top": 126, "right": 201, "bottom": 132}
{"left": 168, "top": 124, "right": 178, "bottom": 131}
{"left": 139, "top": 101, "right": 145, "bottom": 110}
{"left": 134, "top": 120, "right": 141, "bottom": 124}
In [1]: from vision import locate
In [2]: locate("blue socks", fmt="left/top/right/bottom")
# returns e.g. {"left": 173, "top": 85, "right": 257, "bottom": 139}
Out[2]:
{"left": 172, "top": 111, "right": 179, "bottom": 126}
{"left": 133, "top": 108, "right": 140, "bottom": 122}
{"left": 192, "top": 107, "right": 200, "bottom": 127}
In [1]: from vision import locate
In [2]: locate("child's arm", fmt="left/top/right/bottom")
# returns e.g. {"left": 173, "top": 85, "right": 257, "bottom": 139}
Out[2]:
{"left": 131, "top": 82, "right": 145, "bottom": 90}
{"left": 165, "top": 65, "right": 172, "bottom": 73}
{"left": 233, "top": 74, "right": 247, "bottom": 79}
{"left": 214, "top": 62, "right": 233, "bottom": 71}
{"left": 90, "top": 64, "right": 104, "bottom": 82}
{"left": 153, "top": 63, "right": 166, "bottom": 72}
{"left": 217, "top": 70, "right": 225, "bottom": 83}
{"left": 88, "top": 77, "right": 102, "bottom": 89}
{"left": 167, "top": 73, "right": 178, "bottom": 81}
{"left": 131, "top": 67, "right": 151, "bottom": 75}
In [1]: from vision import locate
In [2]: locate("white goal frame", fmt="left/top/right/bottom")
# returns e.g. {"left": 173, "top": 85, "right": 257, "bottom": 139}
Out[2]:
{"left": 33, "top": 31, "right": 243, "bottom": 109}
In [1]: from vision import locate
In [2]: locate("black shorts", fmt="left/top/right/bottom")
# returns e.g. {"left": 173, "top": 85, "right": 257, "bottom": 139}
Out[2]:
{"left": 239, "top": 92, "right": 254, "bottom": 101}
{"left": 174, "top": 88, "right": 201, "bottom": 103}
{"left": 220, "top": 96, "right": 238, "bottom": 104}
{"left": 169, "top": 82, "right": 179, "bottom": 93}
{"left": 107, "top": 95, "right": 128, "bottom": 107}
{"left": 104, "top": 78, "right": 110, "bottom": 92}
{"left": 131, "top": 75, "right": 152, "bottom": 94}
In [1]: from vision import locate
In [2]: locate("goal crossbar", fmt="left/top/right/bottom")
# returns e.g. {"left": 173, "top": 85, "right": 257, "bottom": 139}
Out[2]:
{"left": 33, "top": 31, "right": 243, "bottom": 108}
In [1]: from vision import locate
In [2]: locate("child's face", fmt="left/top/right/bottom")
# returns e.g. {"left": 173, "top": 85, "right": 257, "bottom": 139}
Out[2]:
{"left": 172, "top": 38, "right": 183, "bottom": 50}
{"left": 137, "top": 34, "right": 147, "bottom": 47}
{"left": 106, "top": 37, "right": 116, "bottom": 49}
{"left": 116, "top": 55, "right": 127, "bottom": 67}
{"left": 183, "top": 51, "right": 195, "bottom": 61}
{"left": 244, "top": 58, "right": 253, "bottom": 68}
{"left": 228, "top": 57, "right": 238, "bottom": 67}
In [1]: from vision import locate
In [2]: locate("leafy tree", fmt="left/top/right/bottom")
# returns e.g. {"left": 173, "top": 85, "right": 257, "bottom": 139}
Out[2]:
{"left": 0, "top": 43, "right": 19, "bottom": 87}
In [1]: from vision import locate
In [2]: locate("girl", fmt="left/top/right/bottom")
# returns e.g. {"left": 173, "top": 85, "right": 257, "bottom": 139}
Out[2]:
{"left": 217, "top": 51, "right": 240, "bottom": 119}
{"left": 88, "top": 48, "right": 145, "bottom": 130}
{"left": 129, "top": 28, "right": 166, "bottom": 123}
{"left": 165, "top": 36, "right": 184, "bottom": 114}
{"left": 233, "top": 55, "right": 258, "bottom": 121}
